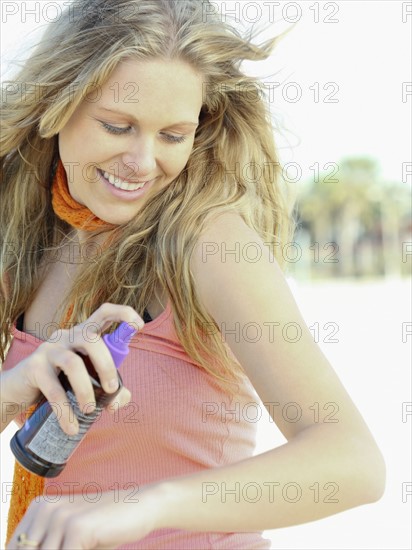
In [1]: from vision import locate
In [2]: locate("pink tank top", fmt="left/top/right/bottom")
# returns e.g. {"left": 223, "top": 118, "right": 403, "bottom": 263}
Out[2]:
{"left": 3, "top": 300, "right": 272, "bottom": 549}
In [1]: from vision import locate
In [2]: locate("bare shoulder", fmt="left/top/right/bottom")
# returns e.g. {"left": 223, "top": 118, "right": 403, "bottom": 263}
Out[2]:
{"left": 190, "top": 209, "right": 289, "bottom": 313}
{"left": 197, "top": 210, "right": 253, "bottom": 236}
{"left": 190, "top": 210, "right": 369, "bottom": 441}
{"left": 191, "top": 210, "right": 271, "bottom": 270}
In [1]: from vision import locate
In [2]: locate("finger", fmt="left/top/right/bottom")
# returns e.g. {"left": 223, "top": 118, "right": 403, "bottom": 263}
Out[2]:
{"left": 35, "top": 503, "right": 72, "bottom": 550}
{"left": 61, "top": 517, "right": 116, "bottom": 550}
{"left": 81, "top": 303, "right": 145, "bottom": 335}
{"left": 80, "top": 339, "right": 121, "bottom": 395}
{"left": 39, "top": 523, "right": 66, "bottom": 550}
{"left": 7, "top": 501, "right": 42, "bottom": 549}
{"left": 31, "top": 360, "right": 81, "bottom": 436}
{"left": 75, "top": 305, "right": 142, "bottom": 395}
{"left": 62, "top": 534, "right": 115, "bottom": 550}
{"left": 107, "top": 387, "right": 131, "bottom": 414}
{"left": 41, "top": 349, "right": 98, "bottom": 432}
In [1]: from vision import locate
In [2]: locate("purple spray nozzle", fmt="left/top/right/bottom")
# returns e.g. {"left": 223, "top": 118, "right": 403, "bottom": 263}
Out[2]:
{"left": 103, "top": 322, "right": 138, "bottom": 369}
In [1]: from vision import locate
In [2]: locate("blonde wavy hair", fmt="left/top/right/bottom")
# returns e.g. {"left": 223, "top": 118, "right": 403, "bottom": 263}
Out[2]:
{"left": 1, "top": 0, "right": 297, "bottom": 393}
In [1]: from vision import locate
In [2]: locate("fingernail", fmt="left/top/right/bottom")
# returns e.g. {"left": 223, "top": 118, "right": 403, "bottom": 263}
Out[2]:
{"left": 83, "top": 401, "right": 96, "bottom": 414}
{"left": 109, "top": 378, "right": 119, "bottom": 390}
{"left": 67, "top": 420, "right": 79, "bottom": 435}
{"left": 131, "top": 317, "right": 144, "bottom": 329}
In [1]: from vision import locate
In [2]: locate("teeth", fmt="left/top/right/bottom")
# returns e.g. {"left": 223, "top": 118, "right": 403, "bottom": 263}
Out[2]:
{"left": 102, "top": 170, "right": 146, "bottom": 191}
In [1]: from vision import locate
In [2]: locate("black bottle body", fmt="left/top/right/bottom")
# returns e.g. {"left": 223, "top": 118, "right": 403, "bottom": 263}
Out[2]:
{"left": 10, "top": 353, "right": 123, "bottom": 478}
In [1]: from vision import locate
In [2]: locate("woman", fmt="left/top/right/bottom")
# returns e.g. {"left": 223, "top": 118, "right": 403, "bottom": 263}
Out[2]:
{"left": 0, "top": 1, "right": 385, "bottom": 549}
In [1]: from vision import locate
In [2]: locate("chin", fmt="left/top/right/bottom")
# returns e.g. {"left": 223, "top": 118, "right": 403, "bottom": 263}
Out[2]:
{"left": 102, "top": 213, "right": 136, "bottom": 226}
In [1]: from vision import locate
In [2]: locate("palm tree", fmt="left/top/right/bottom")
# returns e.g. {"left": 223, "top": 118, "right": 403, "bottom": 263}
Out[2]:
{"left": 293, "top": 157, "right": 411, "bottom": 279}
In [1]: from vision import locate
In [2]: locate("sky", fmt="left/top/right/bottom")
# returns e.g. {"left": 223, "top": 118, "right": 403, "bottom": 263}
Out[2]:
{"left": 1, "top": 0, "right": 411, "bottom": 188}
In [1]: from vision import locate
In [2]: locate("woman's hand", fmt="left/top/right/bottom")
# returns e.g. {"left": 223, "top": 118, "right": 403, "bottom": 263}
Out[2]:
{"left": 1, "top": 303, "right": 144, "bottom": 434}
{"left": 6, "top": 484, "right": 161, "bottom": 549}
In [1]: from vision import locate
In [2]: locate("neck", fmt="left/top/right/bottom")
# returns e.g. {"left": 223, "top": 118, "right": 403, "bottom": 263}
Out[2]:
{"left": 57, "top": 229, "right": 109, "bottom": 265}
{"left": 75, "top": 229, "right": 107, "bottom": 247}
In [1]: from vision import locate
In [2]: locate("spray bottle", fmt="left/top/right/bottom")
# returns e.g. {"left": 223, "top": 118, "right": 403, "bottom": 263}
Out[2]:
{"left": 10, "top": 322, "right": 137, "bottom": 477}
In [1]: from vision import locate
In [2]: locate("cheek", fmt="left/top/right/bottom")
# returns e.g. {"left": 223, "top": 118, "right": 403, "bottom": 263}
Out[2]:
{"left": 59, "top": 114, "right": 101, "bottom": 164}
{"left": 168, "top": 144, "right": 195, "bottom": 175}
{"left": 59, "top": 128, "right": 87, "bottom": 165}
{"left": 58, "top": 129, "right": 71, "bottom": 162}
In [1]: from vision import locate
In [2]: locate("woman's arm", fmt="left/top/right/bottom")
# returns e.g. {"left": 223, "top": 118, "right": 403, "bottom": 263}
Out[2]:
{"left": 154, "top": 419, "right": 385, "bottom": 532}
{"left": 7, "top": 418, "right": 384, "bottom": 550}
{"left": 149, "top": 211, "right": 385, "bottom": 532}
{"left": 6, "top": 213, "right": 385, "bottom": 549}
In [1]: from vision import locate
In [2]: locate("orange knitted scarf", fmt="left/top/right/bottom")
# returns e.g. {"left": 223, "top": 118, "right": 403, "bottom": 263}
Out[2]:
{"left": 51, "top": 159, "right": 118, "bottom": 231}
{"left": 6, "top": 160, "right": 117, "bottom": 544}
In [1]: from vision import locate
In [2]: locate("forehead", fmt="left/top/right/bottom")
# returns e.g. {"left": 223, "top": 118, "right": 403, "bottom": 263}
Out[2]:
{"left": 92, "top": 58, "right": 205, "bottom": 121}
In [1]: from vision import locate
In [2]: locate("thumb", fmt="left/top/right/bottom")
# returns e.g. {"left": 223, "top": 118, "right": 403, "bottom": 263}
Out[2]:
{"left": 81, "top": 303, "right": 145, "bottom": 334}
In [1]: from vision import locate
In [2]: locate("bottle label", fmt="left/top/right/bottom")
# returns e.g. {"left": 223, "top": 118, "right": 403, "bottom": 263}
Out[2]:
{"left": 27, "top": 390, "right": 102, "bottom": 464}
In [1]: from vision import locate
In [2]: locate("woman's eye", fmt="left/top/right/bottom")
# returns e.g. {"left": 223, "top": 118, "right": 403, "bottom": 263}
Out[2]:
{"left": 161, "top": 133, "right": 187, "bottom": 144}
{"left": 100, "top": 122, "right": 186, "bottom": 143}
{"left": 100, "top": 122, "right": 132, "bottom": 135}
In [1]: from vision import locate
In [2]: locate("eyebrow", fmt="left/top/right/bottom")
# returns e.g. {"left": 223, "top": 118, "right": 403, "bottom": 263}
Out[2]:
{"left": 97, "top": 107, "right": 199, "bottom": 127}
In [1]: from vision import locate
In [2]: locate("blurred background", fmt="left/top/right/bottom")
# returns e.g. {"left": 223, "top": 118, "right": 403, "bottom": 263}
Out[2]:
{"left": 1, "top": 1, "right": 411, "bottom": 549}
{"left": 287, "top": 155, "right": 410, "bottom": 281}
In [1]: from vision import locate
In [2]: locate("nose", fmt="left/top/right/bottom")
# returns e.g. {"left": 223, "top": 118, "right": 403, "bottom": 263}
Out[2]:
{"left": 121, "top": 137, "right": 157, "bottom": 179}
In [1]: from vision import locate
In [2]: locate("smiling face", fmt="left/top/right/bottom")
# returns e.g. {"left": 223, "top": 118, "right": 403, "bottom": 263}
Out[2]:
{"left": 58, "top": 58, "right": 204, "bottom": 225}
